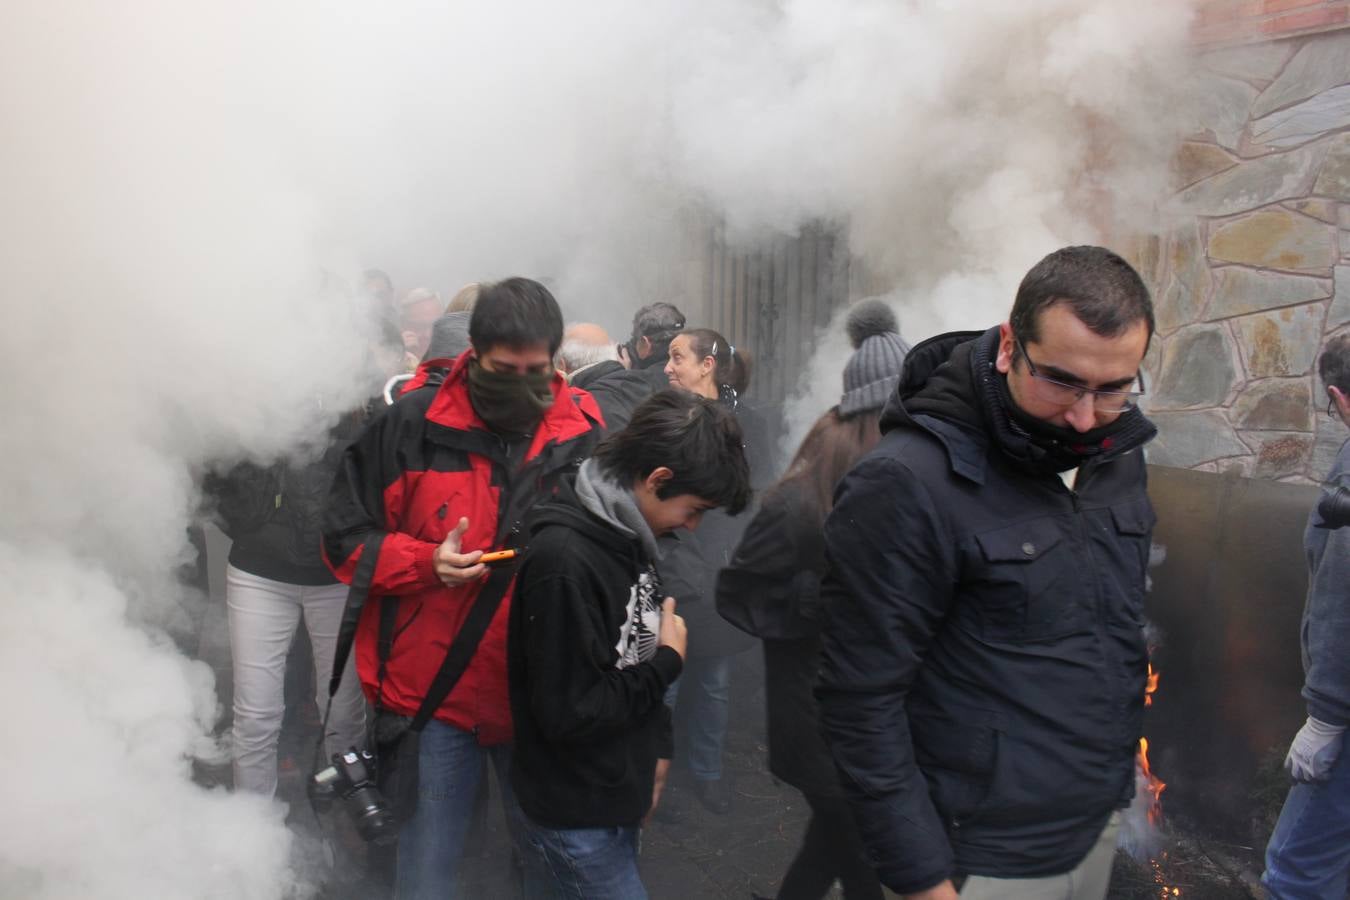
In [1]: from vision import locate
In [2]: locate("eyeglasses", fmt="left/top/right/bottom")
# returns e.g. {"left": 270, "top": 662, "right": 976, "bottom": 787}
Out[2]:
{"left": 1015, "top": 337, "right": 1145, "bottom": 415}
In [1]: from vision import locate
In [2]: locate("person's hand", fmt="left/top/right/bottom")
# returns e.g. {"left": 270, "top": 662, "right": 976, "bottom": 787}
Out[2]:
{"left": 432, "top": 517, "right": 486, "bottom": 587}
{"left": 658, "top": 597, "right": 687, "bottom": 660}
{"left": 1285, "top": 716, "right": 1346, "bottom": 783}
{"left": 905, "top": 880, "right": 959, "bottom": 900}
{"left": 617, "top": 343, "right": 632, "bottom": 369}
{"left": 643, "top": 758, "right": 672, "bottom": 826}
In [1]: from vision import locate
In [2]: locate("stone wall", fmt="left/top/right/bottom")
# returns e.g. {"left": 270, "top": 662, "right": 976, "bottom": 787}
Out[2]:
{"left": 1129, "top": 28, "right": 1350, "bottom": 482}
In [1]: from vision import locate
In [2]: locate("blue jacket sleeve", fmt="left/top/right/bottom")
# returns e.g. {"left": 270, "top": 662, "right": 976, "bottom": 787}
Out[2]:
{"left": 1303, "top": 440, "right": 1350, "bottom": 727}
{"left": 815, "top": 454, "right": 958, "bottom": 895}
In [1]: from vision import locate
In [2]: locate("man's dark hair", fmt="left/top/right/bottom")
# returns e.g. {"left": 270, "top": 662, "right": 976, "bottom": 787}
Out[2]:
{"left": 630, "top": 302, "right": 686, "bottom": 350}
{"left": 469, "top": 277, "right": 565, "bottom": 355}
{"left": 363, "top": 268, "right": 393, "bottom": 291}
{"left": 1319, "top": 333, "right": 1350, "bottom": 395}
{"left": 594, "top": 389, "right": 752, "bottom": 515}
{"left": 1009, "top": 246, "right": 1154, "bottom": 357}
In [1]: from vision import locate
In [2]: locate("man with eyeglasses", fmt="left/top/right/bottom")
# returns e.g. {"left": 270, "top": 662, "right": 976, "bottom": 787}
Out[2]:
{"left": 817, "top": 246, "right": 1158, "bottom": 900}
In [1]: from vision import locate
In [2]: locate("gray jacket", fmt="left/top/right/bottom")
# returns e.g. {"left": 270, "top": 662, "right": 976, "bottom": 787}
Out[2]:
{"left": 1303, "top": 436, "right": 1350, "bottom": 726}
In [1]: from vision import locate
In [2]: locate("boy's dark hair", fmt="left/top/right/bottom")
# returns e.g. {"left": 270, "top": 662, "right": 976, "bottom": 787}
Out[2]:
{"left": 1009, "top": 246, "right": 1154, "bottom": 359}
{"left": 469, "top": 278, "right": 565, "bottom": 355}
{"left": 594, "top": 390, "right": 752, "bottom": 515}
{"left": 1319, "top": 333, "right": 1350, "bottom": 395}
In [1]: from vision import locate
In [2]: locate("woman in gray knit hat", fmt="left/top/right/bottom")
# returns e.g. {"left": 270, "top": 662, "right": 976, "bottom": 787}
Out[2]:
{"left": 715, "top": 299, "right": 908, "bottom": 900}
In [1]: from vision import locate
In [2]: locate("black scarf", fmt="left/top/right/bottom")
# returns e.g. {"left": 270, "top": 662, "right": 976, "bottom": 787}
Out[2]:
{"left": 906, "top": 328, "right": 1155, "bottom": 477}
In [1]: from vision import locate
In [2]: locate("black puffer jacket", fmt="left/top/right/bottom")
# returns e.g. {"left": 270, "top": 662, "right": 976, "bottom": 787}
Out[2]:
{"left": 209, "top": 406, "right": 373, "bottom": 585}
{"left": 717, "top": 480, "right": 839, "bottom": 796}
{"left": 816, "top": 327, "right": 1156, "bottom": 893}
{"left": 570, "top": 361, "right": 660, "bottom": 434}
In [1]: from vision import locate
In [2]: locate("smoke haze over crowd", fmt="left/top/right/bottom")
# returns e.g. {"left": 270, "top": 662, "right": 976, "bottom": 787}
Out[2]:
{"left": 0, "top": 1, "right": 1195, "bottom": 896}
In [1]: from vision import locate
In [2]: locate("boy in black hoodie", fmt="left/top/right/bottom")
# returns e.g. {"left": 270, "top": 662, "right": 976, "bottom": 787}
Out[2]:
{"left": 509, "top": 390, "right": 752, "bottom": 899}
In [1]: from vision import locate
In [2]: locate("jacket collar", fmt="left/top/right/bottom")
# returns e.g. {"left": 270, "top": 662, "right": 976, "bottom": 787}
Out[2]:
{"left": 880, "top": 327, "right": 1155, "bottom": 485}
{"left": 424, "top": 351, "right": 602, "bottom": 463}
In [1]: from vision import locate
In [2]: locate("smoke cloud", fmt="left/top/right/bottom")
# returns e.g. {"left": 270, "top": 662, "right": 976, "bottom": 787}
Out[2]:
{"left": 1, "top": 1, "right": 1195, "bottom": 895}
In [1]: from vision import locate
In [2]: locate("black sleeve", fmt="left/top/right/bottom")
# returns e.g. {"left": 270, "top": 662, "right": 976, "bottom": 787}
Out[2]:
{"left": 655, "top": 702, "right": 675, "bottom": 761}
{"left": 320, "top": 400, "right": 443, "bottom": 594}
{"left": 203, "top": 461, "right": 279, "bottom": 541}
{"left": 815, "top": 454, "right": 958, "bottom": 895}
{"left": 517, "top": 563, "right": 683, "bottom": 744}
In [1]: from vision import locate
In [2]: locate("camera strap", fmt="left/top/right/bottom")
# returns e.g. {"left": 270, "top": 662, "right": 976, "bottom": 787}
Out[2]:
{"left": 406, "top": 454, "right": 552, "bottom": 731}
{"left": 408, "top": 559, "right": 517, "bottom": 732}
{"left": 326, "top": 531, "right": 385, "bottom": 701}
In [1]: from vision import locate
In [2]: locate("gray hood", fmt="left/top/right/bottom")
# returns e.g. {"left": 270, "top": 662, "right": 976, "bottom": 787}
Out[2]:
{"left": 574, "top": 458, "right": 662, "bottom": 561}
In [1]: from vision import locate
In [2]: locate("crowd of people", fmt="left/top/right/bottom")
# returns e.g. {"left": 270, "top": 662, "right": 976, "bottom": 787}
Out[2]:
{"left": 194, "top": 248, "right": 1350, "bottom": 900}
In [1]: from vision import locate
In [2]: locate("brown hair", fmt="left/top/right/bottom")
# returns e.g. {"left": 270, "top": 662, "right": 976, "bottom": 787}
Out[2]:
{"left": 770, "top": 406, "right": 881, "bottom": 528}
{"left": 678, "top": 327, "right": 751, "bottom": 396}
{"left": 446, "top": 282, "right": 481, "bottom": 313}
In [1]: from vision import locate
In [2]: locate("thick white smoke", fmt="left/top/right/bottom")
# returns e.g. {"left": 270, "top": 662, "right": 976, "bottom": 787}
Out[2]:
{"left": 0, "top": 1, "right": 1194, "bottom": 896}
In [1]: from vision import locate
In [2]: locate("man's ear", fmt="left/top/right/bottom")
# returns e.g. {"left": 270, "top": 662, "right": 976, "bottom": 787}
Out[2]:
{"left": 1332, "top": 385, "right": 1350, "bottom": 420}
{"left": 643, "top": 466, "right": 674, "bottom": 493}
{"left": 994, "top": 322, "right": 1015, "bottom": 375}
{"left": 637, "top": 335, "right": 653, "bottom": 358}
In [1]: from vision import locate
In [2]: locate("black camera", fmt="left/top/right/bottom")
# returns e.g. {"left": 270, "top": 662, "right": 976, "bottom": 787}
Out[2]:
{"left": 309, "top": 747, "right": 397, "bottom": 845}
{"left": 1318, "top": 486, "right": 1350, "bottom": 530}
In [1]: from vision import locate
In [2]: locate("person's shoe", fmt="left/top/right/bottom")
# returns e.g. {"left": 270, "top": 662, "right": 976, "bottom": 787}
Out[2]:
{"left": 693, "top": 777, "right": 731, "bottom": 815}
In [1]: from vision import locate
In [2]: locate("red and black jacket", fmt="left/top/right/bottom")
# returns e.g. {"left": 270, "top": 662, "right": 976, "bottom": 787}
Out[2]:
{"left": 322, "top": 351, "right": 604, "bottom": 744}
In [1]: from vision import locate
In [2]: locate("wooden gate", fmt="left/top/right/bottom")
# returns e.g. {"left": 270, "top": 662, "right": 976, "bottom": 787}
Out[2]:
{"left": 703, "top": 221, "right": 853, "bottom": 409}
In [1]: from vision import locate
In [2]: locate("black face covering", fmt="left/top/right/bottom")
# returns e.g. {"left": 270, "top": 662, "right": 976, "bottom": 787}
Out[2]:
{"left": 467, "top": 359, "right": 555, "bottom": 436}
{"left": 995, "top": 373, "right": 1137, "bottom": 471}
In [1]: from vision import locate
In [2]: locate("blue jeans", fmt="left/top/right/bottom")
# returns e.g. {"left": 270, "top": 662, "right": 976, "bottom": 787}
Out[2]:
{"left": 395, "top": 719, "right": 524, "bottom": 900}
{"left": 519, "top": 819, "right": 646, "bottom": 900}
{"left": 666, "top": 654, "right": 732, "bottom": 781}
{"left": 1263, "top": 748, "right": 1350, "bottom": 899}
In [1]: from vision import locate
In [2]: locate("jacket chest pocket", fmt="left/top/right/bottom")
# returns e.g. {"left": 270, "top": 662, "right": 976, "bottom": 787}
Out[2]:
{"left": 1103, "top": 497, "right": 1156, "bottom": 627}
{"left": 967, "top": 519, "right": 1086, "bottom": 643}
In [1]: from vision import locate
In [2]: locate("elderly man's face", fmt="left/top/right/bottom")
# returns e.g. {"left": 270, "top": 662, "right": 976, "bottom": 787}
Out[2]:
{"left": 400, "top": 299, "right": 441, "bottom": 359}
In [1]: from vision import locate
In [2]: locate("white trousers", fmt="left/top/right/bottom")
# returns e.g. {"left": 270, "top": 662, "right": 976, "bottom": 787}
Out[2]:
{"left": 960, "top": 812, "right": 1122, "bottom": 900}
{"left": 226, "top": 563, "right": 366, "bottom": 796}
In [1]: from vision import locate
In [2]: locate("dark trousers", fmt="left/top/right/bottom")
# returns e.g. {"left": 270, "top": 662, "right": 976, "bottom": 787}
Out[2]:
{"left": 777, "top": 793, "right": 883, "bottom": 900}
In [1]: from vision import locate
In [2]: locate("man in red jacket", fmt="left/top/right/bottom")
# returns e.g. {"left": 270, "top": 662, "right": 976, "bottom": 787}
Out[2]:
{"left": 323, "top": 277, "right": 604, "bottom": 898}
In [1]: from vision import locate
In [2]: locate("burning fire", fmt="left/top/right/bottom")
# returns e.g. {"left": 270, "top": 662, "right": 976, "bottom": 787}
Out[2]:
{"left": 1139, "top": 660, "right": 1179, "bottom": 896}
{"left": 1138, "top": 662, "right": 1166, "bottom": 826}
{"left": 1137, "top": 737, "right": 1166, "bottom": 826}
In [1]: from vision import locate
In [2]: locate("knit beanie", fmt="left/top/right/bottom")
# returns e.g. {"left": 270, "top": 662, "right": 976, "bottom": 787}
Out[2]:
{"left": 423, "top": 311, "right": 472, "bottom": 363}
{"left": 840, "top": 300, "right": 911, "bottom": 416}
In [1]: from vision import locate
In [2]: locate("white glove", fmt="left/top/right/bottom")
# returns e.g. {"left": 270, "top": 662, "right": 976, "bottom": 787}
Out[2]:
{"left": 1285, "top": 716, "right": 1346, "bottom": 783}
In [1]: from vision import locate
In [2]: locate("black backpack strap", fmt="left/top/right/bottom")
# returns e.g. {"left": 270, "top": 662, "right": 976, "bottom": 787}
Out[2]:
{"left": 408, "top": 560, "right": 518, "bottom": 732}
{"left": 406, "top": 452, "right": 577, "bottom": 732}
{"left": 327, "top": 532, "right": 386, "bottom": 699}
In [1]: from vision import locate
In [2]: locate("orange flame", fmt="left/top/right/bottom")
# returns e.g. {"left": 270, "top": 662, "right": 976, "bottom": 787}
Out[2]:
{"left": 1138, "top": 737, "right": 1167, "bottom": 826}
{"left": 1145, "top": 663, "right": 1160, "bottom": 707}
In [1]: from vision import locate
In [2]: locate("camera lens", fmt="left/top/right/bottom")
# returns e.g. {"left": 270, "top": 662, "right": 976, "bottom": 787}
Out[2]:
{"left": 346, "top": 786, "right": 398, "bottom": 845}
{"left": 1318, "top": 486, "right": 1350, "bottom": 530}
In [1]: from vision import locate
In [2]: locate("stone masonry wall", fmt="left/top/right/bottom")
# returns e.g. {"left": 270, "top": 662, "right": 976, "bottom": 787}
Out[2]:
{"left": 1127, "top": 28, "right": 1350, "bottom": 482}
